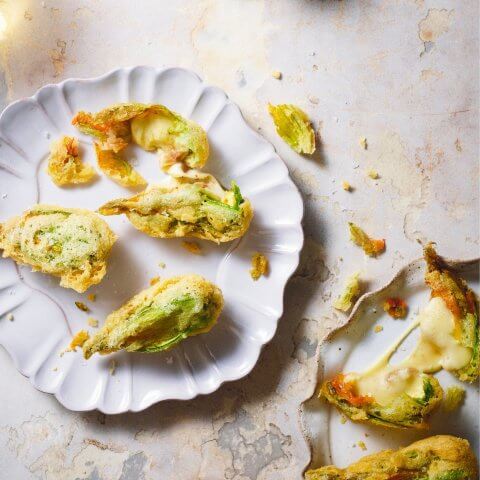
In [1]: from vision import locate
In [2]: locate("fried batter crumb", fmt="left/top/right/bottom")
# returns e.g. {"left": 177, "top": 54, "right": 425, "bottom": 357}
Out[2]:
{"left": 359, "top": 137, "right": 368, "bottom": 150}
{"left": 374, "top": 325, "right": 384, "bottom": 333}
{"left": 383, "top": 297, "right": 408, "bottom": 319}
{"left": 182, "top": 241, "right": 202, "bottom": 255}
{"left": 357, "top": 441, "right": 367, "bottom": 451}
{"left": 150, "top": 276, "right": 160, "bottom": 286}
{"left": 69, "top": 330, "right": 90, "bottom": 351}
{"left": 87, "top": 293, "right": 96, "bottom": 302}
{"left": 342, "top": 181, "right": 352, "bottom": 191}
{"left": 250, "top": 253, "right": 269, "bottom": 280}
{"left": 75, "top": 301, "right": 89, "bottom": 312}
{"left": 348, "top": 222, "right": 385, "bottom": 257}
{"left": 87, "top": 317, "right": 99, "bottom": 328}
{"left": 272, "top": 70, "right": 282, "bottom": 80}
{"left": 158, "top": 262, "right": 166, "bottom": 269}
{"left": 367, "top": 169, "right": 379, "bottom": 179}
{"left": 6, "top": 312, "right": 14, "bottom": 322}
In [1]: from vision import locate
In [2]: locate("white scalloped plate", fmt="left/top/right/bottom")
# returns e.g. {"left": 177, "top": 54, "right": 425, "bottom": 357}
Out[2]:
{"left": 0, "top": 66, "right": 303, "bottom": 413}
{"left": 300, "top": 256, "right": 479, "bottom": 471}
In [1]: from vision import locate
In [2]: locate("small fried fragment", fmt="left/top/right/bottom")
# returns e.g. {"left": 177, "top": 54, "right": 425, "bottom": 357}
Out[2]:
{"left": 272, "top": 70, "right": 282, "bottom": 80}
{"left": 305, "top": 435, "right": 478, "bottom": 480}
{"left": 83, "top": 274, "right": 223, "bottom": 359}
{"left": 87, "top": 317, "right": 99, "bottom": 328}
{"left": 359, "top": 136, "right": 368, "bottom": 150}
{"left": 250, "top": 252, "right": 269, "bottom": 280}
{"left": 0, "top": 205, "right": 116, "bottom": 292}
{"left": 99, "top": 173, "right": 253, "bottom": 243}
{"left": 47, "top": 136, "right": 96, "bottom": 186}
{"left": 367, "top": 169, "right": 379, "bottom": 179}
{"left": 333, "top": 272, "right": 361, "bottom": 312}
{"left": 443, "top": 385, "right": 465, "bottom": 412}
{"left": 75, "top": 301, "right": 89, "bottom": 312}
{"left": 383, "top": 297, "right": 408, "bottom": 319}
{"left": 6, "top": 312, "right": 14, "bottom": 321}
{"left": 348, "top": 222, "right": 385, "bottom": 257}
{"left": 268, "top": 103, "right": 316, "bottom": 154}
{"left": 357, "top": 441, "right": 367, "bottom": 451}
{"left": 342, "top": 181, "right": 352, "bottom": 192}
{"left": 374, "top": 325, "right": 383, "bottom": 333}
{"left": 94, "top": 143, "right": 146, "bottom": 188}
{"left": 149, "top": 276, "right": 160, "bottom": 285}
{"left": 69, "top": 330, "right": 90, "bottom": 351}
{"left": 182, "top": 241, "right": 202, "bottom": 255}
{"left": 87, "top": 293, "right": 96, "bottom": 302}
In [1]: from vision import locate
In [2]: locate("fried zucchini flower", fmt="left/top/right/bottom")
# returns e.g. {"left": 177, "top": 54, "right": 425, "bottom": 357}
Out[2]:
{"left": 0, "top": 205, "right": 116, "bottom": 292}
{"left": 82, "top": 274, "right": 223, "bottom": 358}
{"left": 321, "top": 371, "right": 443, "bottom": 429}
{"left": 94, "top": 143, "right": 146, "bottom": 188}
{"left": 423, "top": 244, "right": 479, "bottom": 382}
{"left": 72, "top": 103, "right": 209, "bottom": 170}
{"left": 348, "top": 222, "right": 385, "bottom": 257}
{"left": 98, "top": 171, "right": 253, "bottom": 243}
{"left": 268, "top": 103, "right": 316, "bottom": 154}
{"left": 305, "top": 435, "right": 478, "bottom": 480}
{"left": 47, "top": 136, "right": 96, "bottom": 186}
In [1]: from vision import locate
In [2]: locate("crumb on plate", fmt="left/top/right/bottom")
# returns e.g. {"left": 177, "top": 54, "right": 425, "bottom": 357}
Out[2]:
{"left": 87, "top": 293, "right": 96, "bottom": 302}
{"left": 75, "top": 301, "right": 89, "bottom": 312}
{"left": 69, "top": 330, "right": 90, "bottom": 351}
{"left": 150, "top": 276, "right": 160, "bottom": 286}
{"left": 87, "top": 317, "right": 99, "bottom": 328}
{"left": 359, "top": 137, "right": 367, "bottom": 150}
{"left": 182, "top": 241, "right": 202, "bottom": 255}
{"left": 272, "top": 70, "right": 282, "bottom": 80}
{"left": 383, "top": 297, "right": 408, "bottom": 319}
{"left": 348, "top": 222, "right": 385, "bottom": 257}
{"left": 342, "top": 181, "right": 352, "bottom": 192}
{"left": 374, "top": 325, "right": 383, "bottom": 333}
{"left": 250, "top": 252, "right": 269, "bottom": 280}
{"left": 367, "top": 169, "right": 379, "bottom": 179}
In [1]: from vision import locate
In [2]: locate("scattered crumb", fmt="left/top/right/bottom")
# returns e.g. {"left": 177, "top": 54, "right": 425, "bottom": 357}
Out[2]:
{"left": 455, "top": 139, "right": 462, "bottom": 152}
{"left": 374, "top": 325, "right": 384, "bottom": 333}
{"left": 75, "top": 301, "right": 89, "bottom": 312}
{"left": 359, "top": 137, "right": 368, "bottom": 150}
{"left": 87, "top": 317, "right": 99, "bottom": 328}
{"left": 182, "top": 241, "right": 202, "bottom": 255}
{"left": 348, "top": 222, "right": 385, "bottom": 257}
{"left": 340, "top": 415, "right": 348, "bottom": 424}
{"left": 24, "top": 10, "right": 33, "bottom": 21}
{"left": 333, "top": 272, "right": 361, "bottom": 312}
{"left": 443, "top": 386, "right": 465, "bottom": 412}
{"left": 53, "top": 367, "right": 58, "bottom": 372}
{"left": 150, "top": 276, "right": 160, "bottom": 286}
{"left": 342, "top": 181, "right": 352, "bottom": 192}
{"left": 272, "top": 70, "right": 282, "bottom": 80}
{"left": 367, "top": 169, "right": 379, "bottom": 179}
{"left": 250, "top": 252, "right": 269, "bottom": 280}
{"left": 383, "top": 298, "right": 408, "bottom": 319}
{"left": 308, "top": 95, "right": 319, "bottom": 105}
{"left": 69, "top": 330, "right": 89, "bottom": 351}
{"left": 158, "top": 262, "right": 166, "bottom": 269}
{"left": 109, "top": 360, "right": 117, "bottom": 376}
{"left": 87, "top": 293, "right": 96, "bottom": 302}
{"left": 357, "top": 441, "right": 367, "bottom": 451}
{"left": 49, "top": 39, "right": 67, "bottom": 77}
{"left": 6, "top": 312, "right": 14, "bottom": 322}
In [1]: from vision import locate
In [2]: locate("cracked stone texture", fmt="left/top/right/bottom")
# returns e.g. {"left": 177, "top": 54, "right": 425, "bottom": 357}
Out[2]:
{"left": 0, "top": 0, "right": 477, "bottom": 479}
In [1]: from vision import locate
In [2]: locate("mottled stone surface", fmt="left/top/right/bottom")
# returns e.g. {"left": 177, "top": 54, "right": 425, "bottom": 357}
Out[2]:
{"left": 0, "top": 1, "right": 477, "bottom": 478}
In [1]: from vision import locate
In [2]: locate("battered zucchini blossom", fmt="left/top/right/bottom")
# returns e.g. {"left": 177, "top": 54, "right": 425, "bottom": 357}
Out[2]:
{"left": 305, "top": 435, "right": 478, "bottom": 480}
{"left": 0, "top": 205, "right": 116, "bottom": 292}
{"left": 321, "top": 372, "right": 443, "bottom": 429}
{"left": 83, "top": 274, "right": 223, "bottom": 358}
{"left": 423, "top": 244, "right": 479, "bottom": 382}
{"left": 98, "top": 172, "right": 253, "bottom": 243}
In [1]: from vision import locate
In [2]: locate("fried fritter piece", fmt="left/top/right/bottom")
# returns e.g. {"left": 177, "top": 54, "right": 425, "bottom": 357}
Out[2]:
{"left": 0, "top": 205, "right": 116, "bottom": 292}
{"left": 47, "top": 136, "right": 96, "bottom": 186}
{"left": 268, "top": 103, "right": 316, "bottom": 154}
{"left": 82, "top": 274, "right": 223, "bottom": 358}
{"left": 305, "top": 435, "right": 479, "bottom": 480}
{"left": 321, "top": 372, "right": 443, "bottom": 429}
{"left": 98, "top": 172, "right": 253, "bottom": 243}
{"left": 94, "top": 143, "right": 146, "bottom": 188}
{"left": 349, "top": 222, "right": 385, "bottom": 257}
{"left": 424, "top": 244, "right": 479, "bottom": 382}
{"left": 72, "top": 103, "right": 209, "bottom": 169}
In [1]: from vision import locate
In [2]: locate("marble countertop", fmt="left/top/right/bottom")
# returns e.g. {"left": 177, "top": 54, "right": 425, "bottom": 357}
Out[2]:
{"left": 0, "top": 1, "right": 477, "bottom": 479}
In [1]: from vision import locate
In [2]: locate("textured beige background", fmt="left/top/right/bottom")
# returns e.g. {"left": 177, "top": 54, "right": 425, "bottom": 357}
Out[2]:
{"left": 0, "top": 1, "right": 478, "bottom": 479}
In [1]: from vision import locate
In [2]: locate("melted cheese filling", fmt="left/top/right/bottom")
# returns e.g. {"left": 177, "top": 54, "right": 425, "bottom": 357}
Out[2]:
{"left": 352, "top": 297, "right": 471, "bottom": 406}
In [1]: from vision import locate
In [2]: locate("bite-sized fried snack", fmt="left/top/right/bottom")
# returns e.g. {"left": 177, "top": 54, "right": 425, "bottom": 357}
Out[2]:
{"left": 72, "top": 103, "right": 209, "bottom": 170}
{"left": 305, "top": 435, "right": 479, "bottom": 480}
{"left": 250, "top": 252, "right": 269, "bottom": 280}
{"left": 98, "top": 171, "right": 253, "bottom": 243}
{"left": 82, "top": 274, "right": 223, "bottom": 358}
{"left": 47, "top": 136, "right": 96, "bottom": 186}
{"left": 0, "top": 205, "right": 116, "bottom": 292}
{"left": 268, "top": 103, "right": 316, "bottom": 154}
{"left": 321, "top": 372, "right": 443, "bottom": 429}
{"left": 333, "top": 272, "right": 361, "bottom": 312}
{"left": 94, "top": 143, "right": 146, "bottom": 188}
{"left": 424, "top": 244, "right": 479, "bottom": 382}
{"left": 349, "top": 222, "right": 385, "bottom": 257}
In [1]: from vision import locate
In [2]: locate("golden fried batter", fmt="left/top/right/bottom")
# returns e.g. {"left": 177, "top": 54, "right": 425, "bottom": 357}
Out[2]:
{"left": 0, "top": 205, "right": 116, "bottom": 292}
{"left": 83, "top": 274, "right": 223, "bottom": 358}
